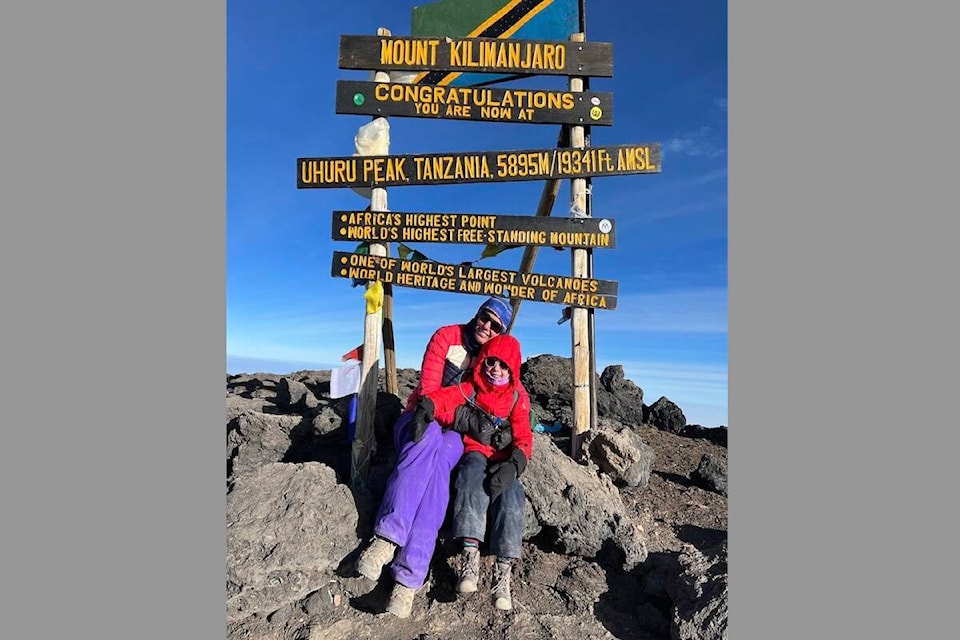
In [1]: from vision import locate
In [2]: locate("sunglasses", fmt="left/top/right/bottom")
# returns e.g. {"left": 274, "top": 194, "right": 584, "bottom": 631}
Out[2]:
{"left": 477, "top": 311, "right": 504, "bottom": 334}
{"left": 483, "top": 356, "right": 509, "bottom": 370}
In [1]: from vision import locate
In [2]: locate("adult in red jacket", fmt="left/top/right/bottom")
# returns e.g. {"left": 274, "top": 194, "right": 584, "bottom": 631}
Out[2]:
{"left": 355, "top": 296, "right": 513, "bottom": 619}
{"left": 427, "top": 333, "right": 533, "bottom": 612}
{"left": 403, "top": 296, "right": 510, "bottom": 412}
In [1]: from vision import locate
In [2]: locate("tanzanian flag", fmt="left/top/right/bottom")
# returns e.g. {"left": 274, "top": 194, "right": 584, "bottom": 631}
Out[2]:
{"left": 411, "top": 0, "right": 581, "bottom": 87}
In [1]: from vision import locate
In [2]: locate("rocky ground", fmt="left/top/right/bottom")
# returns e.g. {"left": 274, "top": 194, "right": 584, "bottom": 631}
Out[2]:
{"left": 226, "top": 355, "right": 727, "bottom": 640}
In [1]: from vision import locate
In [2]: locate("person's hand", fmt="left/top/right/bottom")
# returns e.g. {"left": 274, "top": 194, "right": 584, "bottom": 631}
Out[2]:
{"left": 487, "top": 449, "right": 527, "bottom": 497}
{"left": 490, "top": 425, "right": 513, "bottom": 451}
{"left": 410, "top": 397, "right": 435, "bottom": 443}
{"left": 509, "top": 447, "right": 528, "bottom": 476}
{"left": 486, "top": 460, "right": 517, "bottom": 498}
{"left": 453, "top": 404, "right": 495, "bottom": 444}
{"left": 450, "top": 405, "right": 471, "bottom": 434}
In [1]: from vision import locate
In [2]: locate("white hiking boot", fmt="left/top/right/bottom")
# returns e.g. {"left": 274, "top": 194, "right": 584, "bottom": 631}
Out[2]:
{"left": 491, "top": 560, "right": 513, "bottom": 611}
{"left": 356, "top": 536, "right": 396, "bottom": 581}
{"left": 386, "top": 583, "right": 416, "bottom": 618}
{"left": 457, "top": 546, "right": 481, "bottom": 594}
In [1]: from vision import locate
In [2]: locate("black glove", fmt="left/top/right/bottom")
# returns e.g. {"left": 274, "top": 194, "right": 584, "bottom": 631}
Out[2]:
{"left": 452, "top": 404, "right": 495, "bottom": 445}
{"left": 486, "top": 460, "right": 516, "bottom": 498}
{"left": 509, "top": 446, "right": 528, "bottom": 476}
{"left": 486, "top": 449, "right": 527, "bottom": 498}
{"left": 410, "top": 397, "right": 435, "bottom": 443}
{"left": 490, "top": 423, "right": 513, "bottom": 451}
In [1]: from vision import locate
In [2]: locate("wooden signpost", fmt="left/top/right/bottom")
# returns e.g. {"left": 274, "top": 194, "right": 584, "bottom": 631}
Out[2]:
{"left": 331, "top": 251, "right": 618, "bottom": 309}
{"left": 335, "top": 79, "right": 613, "bottom": 125}
{"left": 332, "top": 210, "right": 616, "bottom": 247}
{"left": 339, "top": 35, "right": 613, "bottom": 78}
{"left": 301, "top": 0, "right": 662, "bottom": 484}
{"left": 298, "top": 143, "right": 660, "bottom": 188}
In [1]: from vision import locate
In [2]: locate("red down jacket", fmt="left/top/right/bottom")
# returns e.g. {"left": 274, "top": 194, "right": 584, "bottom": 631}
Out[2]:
{"left": 404, "top": 323, "right": 476, "bottom": 414}
{"left": 427, "top": 334, "right": 533, "bottom": 464}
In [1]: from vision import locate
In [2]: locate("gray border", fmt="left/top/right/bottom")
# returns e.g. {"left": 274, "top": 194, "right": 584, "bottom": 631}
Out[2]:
{"left": 732, "top": 1, "right": 954, "bottom": 638}
{"left": 3, "top": 2, "right": 224, "bottom": 636}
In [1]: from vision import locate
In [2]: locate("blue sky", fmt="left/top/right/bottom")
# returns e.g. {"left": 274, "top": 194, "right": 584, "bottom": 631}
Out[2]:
{"left": 227, "top": 0, "right": 727, "bottom": 427}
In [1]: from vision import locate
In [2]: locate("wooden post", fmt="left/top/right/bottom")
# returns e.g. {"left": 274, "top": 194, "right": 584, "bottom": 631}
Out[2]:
{"left": 382, "top": 281, "right": 398, "bottom": 396}
{"left": 506, "top": 127, "right": 567, "bottom": 333}
{"left": 588, "top": 252, "right": 598, "bottom": 434}
{"left": 568, "top": 33, "right": 590, "bottom": 461}
{"left": 583, "top": 62, "right": 599, "bottom": 437}
{"left": 351, "top": 27, "right": 392, "bottom": 489}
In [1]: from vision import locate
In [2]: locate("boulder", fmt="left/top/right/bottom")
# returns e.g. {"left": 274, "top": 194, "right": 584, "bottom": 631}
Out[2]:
{"left": 583, "top": 419, "right": 655, "bottom": 487}
{"left": 227, "top": 412, "right": 302, "bottom": 481}
{"left": 523, "top": 433, "right": 648, "bottom": 569}
{"left": 597, "top": 365, "right": 646, "bottom": 426}
{"left": 226, "top": 462, "right": 359, "bottom": 621}
{"left": 691, "top": 453, "right": 728, "bottom": 495}
{"left": 647, "top": 396, "right": 687, "bottom": 433}
{"left": 276, "top": 377, "right": 320, "bottom": 412}
{"left": 668, "top": 541, "right": 728, "bottom": 640}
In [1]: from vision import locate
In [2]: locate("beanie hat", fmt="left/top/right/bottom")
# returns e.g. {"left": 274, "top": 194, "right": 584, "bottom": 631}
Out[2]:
{"left": 479, "top": 296, "right": 513, "bottom": 331}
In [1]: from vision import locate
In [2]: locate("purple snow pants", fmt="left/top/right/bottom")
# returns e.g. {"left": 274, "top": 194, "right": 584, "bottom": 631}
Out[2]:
{"left": 373, "top": 410, "right": 464, "bottom": 588}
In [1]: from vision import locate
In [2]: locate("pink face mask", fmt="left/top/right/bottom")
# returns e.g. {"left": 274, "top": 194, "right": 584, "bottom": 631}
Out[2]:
{"left": 484, "top": 369, "right": 510, "bottom": 386}
{"left": 482, "top": 356, "right": 511, "bottom": 386}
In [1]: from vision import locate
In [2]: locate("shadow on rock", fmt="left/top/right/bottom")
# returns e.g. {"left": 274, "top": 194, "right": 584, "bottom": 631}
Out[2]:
{"left": 594, "top": 558, "right": 671, "bottom": 640}
{"left": 652, "top": 470, "right": 696, "bottom": 488}
{"left": 348, "top": 573, "right": 393, "bottom": 615}
{"left": 425, "top": 537, "right": 460, "bottom": 604}
{"left": 676, "top": 524, "right": 726, "bottom": 551}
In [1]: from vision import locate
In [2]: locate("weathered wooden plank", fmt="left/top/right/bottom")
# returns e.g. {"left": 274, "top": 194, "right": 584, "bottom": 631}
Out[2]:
{"left": 331, "top": 251, "right": 618, "bottom": 310}
{"left": 331, "top": 210, "right": 616, "bottom": 248}
{"left": 568, "top": 32, "right": 591, "bottom": 460}
{"left": 298, "top": 143, "right": 660, "bottom": 189}
{"left": 335, "top": 80, "right": 612, "bottom": 126}
{"left": 352, "top": 29, "right": 393, "bottom": 491}
{"left": 338, "top": 35, "right": 613, "bottom": 77}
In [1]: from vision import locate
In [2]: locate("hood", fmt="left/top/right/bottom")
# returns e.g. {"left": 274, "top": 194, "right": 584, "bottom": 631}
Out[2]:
{"left": 471, "top": 334, "right": 522, "bottom": 394}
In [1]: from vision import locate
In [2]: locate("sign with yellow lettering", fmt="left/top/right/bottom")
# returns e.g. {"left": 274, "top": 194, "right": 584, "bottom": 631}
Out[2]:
{"left": 336, "top": 80, "right": 613, "bottom": 126}
{"left": 338, "top": 35, "right": 613, "bottom": 78}
{"left": 298, "top": 143, "right": 660, "bottom": 189}
{"left": 332, "top": 211, "right": 616, "bottom": 248}
{"left": 332, "top": 251, "right": 618, "bottom": 309}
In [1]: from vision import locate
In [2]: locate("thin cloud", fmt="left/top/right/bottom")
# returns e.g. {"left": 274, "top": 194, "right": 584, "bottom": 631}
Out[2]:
{"left": 627, "top": 196, "right": 724, "bottom": 224}
{"left": 615, "top": 360, "right": 728, "bottom": 387}
{"left": 597, "top": 288, "right": 727, "bottom": 334}
{"left": 664, "top": 126, "right": 726, "bottom": 159}
{"left": 680, "top": 167, "right": 728, "bottom": 187}
{"left": 597, "top": 168, "right": 727, "bottom": 209}
{"left": 495, "top": 287, "right": 727, "bottom": 335}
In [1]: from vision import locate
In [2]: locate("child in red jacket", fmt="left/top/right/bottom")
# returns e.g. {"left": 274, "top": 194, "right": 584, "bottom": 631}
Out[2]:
{"left": 424, "top": 333, "right": 532, "bottom": 611}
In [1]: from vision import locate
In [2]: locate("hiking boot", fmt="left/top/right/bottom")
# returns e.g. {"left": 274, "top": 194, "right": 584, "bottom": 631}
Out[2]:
{"left": 356, "top": 536, "right": 396, "bottom": 581}
{"left": 457, "top": 546, "right": 481, "bottom": 594}
{"left": 386, "top": 583, "right": 416, "bottom": 618}
{"left": 491, "top": 560, "right": 513, "bottom": 611}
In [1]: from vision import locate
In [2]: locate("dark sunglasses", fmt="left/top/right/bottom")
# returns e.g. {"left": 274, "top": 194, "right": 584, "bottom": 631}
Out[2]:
{"left": 477, "top": 311, "right": 504, "bottom": 334}
{"left": 483, "top": 356, "right": 508, "bottom": 370}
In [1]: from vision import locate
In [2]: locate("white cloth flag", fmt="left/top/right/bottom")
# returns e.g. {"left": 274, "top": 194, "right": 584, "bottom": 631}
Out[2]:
{"left": 329, "top": 361, "right": 361, "bottom": 399}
